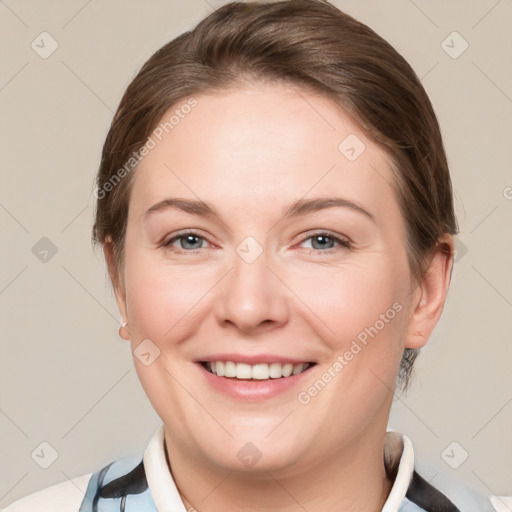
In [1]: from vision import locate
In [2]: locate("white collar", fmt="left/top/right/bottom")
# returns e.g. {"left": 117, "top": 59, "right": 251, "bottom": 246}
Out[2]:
{"left": 382, "top": 432, "right": 415, "bottom": 511}
{"left": 143, "top": 424, "right": 188, "bottom": 512}
{"left": 143, "top": 424, "right": 414, "bottom": 512}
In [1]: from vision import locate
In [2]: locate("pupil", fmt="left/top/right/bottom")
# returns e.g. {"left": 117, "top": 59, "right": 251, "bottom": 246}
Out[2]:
{"left": 183, "top": 235, "right": 201, "bottom": 249}
{"left": 313, "top": 235, "right": 333, "bottom": 249}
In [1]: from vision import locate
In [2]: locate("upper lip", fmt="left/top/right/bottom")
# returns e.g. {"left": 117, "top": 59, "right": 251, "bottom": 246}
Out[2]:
{"left": 194, "top": 354, "right": 316, "bottom": 365}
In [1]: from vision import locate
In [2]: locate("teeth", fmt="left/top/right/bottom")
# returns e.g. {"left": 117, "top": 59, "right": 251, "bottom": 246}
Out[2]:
{"left": 282, "top": 363, "right": 293, "bottom": 377}
{"left": 269, "top": 362, "right": 283, "bottom": 378}
{"left": 224, "top": 361, "right": 236, "bottom": 377}
{"left": 292, "top": 363, "right": 305, "bottom": 375}
{"left": 251, "top": 363, "right": 268, "bottom": 380}
{"left": 237, "top": 363, "right": 252, "bottom": 379}
{"left": 205, "top": 361, "right": 311, "bottom": 380}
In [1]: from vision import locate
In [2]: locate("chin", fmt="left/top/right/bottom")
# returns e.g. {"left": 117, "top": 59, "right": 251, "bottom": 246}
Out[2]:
{"left": 213, "top": 441, "right": 306, "bottom": 474}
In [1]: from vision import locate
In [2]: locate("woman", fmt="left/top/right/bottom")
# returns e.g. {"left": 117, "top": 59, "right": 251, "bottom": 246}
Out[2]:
{"left": 3, "top": 1, "right": 505, "bottom": 511}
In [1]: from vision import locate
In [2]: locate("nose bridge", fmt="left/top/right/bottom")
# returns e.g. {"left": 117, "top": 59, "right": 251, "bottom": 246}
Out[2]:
{"left": 215, "top": 236, "right": 288, "bottom": 332}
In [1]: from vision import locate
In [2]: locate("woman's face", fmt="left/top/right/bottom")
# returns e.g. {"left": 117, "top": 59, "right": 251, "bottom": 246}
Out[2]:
{"left": 115, "top": 84, "right": 427, "bottom": 472}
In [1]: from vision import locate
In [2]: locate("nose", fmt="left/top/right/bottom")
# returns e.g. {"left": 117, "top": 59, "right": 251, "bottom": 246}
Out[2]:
{"left": 214, "top": 243, "right": 289, "bottom": 334}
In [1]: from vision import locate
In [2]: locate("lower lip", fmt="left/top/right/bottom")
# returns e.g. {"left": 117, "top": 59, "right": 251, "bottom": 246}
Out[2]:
{"left": 196, "top": 363, "right": 315, "bottom": 401}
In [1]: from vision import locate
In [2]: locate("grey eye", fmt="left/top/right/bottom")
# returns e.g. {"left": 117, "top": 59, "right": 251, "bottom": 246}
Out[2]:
{"left": 166, "top": 233, "right": 206, "bottom": 250}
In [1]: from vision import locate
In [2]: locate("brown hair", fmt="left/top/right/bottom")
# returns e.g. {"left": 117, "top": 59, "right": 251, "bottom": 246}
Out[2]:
{"left": 92, "top": 0, "right": 458, "bottom": 388}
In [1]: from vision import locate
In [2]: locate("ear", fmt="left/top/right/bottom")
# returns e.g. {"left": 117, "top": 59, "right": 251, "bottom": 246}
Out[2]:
{"left": 404, "top": 235, "right": 455, "bottom": 349}
{"left": 103, "top": 239, "right": 131, "bottom": 341}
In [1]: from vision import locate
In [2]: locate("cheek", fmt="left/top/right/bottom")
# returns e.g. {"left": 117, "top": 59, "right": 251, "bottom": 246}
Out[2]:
{"left": 124, "top": 248, "right": 216, "bottom": 342}
{"left": 285, "top": 257, "right": 409, "bottom": 351}
{"left": 292, "top": 264, "right": 409, "bottom": 407}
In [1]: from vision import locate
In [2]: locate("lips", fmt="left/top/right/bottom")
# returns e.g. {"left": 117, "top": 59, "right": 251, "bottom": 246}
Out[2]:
{"left": 196, "top": 357, "right": 317, "bottom": 400}
{"left": 192, "top": 353, "right": 317, "bottom": 399}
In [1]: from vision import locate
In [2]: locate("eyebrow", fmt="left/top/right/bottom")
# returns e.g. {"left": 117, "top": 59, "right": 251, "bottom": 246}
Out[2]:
{"left": 144, "top": 197, "right": 375, "bottom": 223}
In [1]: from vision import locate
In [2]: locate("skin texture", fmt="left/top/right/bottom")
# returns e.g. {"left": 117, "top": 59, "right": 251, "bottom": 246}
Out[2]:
{"left": 106, "top": 83, "right": 454, "bottom": 512}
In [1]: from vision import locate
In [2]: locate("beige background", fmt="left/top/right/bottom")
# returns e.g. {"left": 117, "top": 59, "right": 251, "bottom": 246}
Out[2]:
{"left": 1, "top": 0, "right": 511, "bottom": 507}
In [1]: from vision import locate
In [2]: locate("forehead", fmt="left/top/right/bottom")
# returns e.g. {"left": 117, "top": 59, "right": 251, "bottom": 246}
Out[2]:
{"left": 130, "top": 84, "right": 400, "bottom": 226}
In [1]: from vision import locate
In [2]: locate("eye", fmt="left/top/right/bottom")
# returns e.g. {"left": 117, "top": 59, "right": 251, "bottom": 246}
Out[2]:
{"left": 299, "top": 231, "right": 351, "bottom": 252}
{"left": 164, "top": 231, "right": 208, "bottom": 251}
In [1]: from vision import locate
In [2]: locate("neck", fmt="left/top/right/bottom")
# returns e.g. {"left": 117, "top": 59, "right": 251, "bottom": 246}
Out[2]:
{"left": 165, "top": 426, "right": 394, "bottom": 512}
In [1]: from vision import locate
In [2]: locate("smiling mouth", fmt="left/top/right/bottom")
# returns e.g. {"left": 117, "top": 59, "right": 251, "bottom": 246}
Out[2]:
{"left": 200, "top": 361, "right": 316, "bottom": 380}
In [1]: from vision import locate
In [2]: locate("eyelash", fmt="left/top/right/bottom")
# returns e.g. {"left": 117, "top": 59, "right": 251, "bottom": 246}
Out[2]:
{"left": 299, "top": 231, "right": 352, "bottom": 253}
{"left": 163, "top": 230, "right": 351, "bottom": 254}
{"left": 163, "top": 231, "right": 210, "bottom": 252}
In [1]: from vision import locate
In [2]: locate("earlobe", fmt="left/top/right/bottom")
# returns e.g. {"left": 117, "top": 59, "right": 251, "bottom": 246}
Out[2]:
{"left": 103, "top": 240, "right": 130, "bottom": 341}
{"left": 118, "top": 321, "right": 131, "bottom": 341}
{"left": 404, "top": 235, "right": 455, "bottom": 350}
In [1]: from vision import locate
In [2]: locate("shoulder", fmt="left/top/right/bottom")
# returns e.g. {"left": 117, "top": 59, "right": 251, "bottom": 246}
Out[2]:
{"left": 406, "top": 460, "right": 508, "bottom": 512}
{"left": 2, "top": 473, "right": 92, "bottom": 512}
{"left": 1, "top": 455, "right": 146, "bottom": 512}
{"left": 387, "top": 433, "right": 507, "bottom": 512}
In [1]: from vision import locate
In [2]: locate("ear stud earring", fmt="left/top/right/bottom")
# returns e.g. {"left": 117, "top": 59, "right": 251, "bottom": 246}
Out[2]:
{"left": 119, "top": 320, "right": 130, "bottom": 340}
